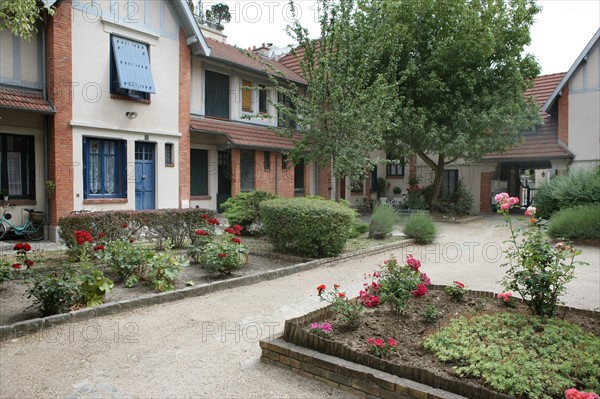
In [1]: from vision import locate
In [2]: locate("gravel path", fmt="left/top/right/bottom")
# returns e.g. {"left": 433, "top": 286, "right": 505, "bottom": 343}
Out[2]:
{"left": 0, "top": 215, "right": 598, "bottom": 399}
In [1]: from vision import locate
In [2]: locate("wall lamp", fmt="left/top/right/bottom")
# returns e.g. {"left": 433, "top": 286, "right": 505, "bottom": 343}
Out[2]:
{"left": 126, "top": 111, "right": 138, "bottom": 120}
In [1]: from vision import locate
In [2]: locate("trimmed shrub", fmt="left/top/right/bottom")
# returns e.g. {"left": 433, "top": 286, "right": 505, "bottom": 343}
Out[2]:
{"left": 534, "top": 167, "right": 600, "bottom": 218}
{"left": 547, "top": 204, "right": 600, "bottom": 240}
{"left": 58, "top": 208, "right": 215, "bottom": 249}
{"left": 403, "top": 212, "right": 438, "bottom": 244}
{"left": 221, "top": 191, "right": 279, "bottom": 235}
{"left": 349, "top": 219, "right": 370, "bottom": 238}
{"left": 369, "top": 204, "right": 399, "bottom": 239}
{"left": 260, "top": 198, "right": 356, "bottom": 257}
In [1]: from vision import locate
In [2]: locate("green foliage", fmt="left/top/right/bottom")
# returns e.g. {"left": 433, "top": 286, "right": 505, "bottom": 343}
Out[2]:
{"left": 318, "top": 284, "right": 362, "bottom": 330}
{"left": 534, "top": 168, "right": 600, "bottom": 218}
{"left": 221, "top": 191, "right": 278, "bottom": 235}
{"left": 378, "top": 257, "right": 422, "bottom": 315}
{"left": 445, "top": 281, "right": 468, "bottom": 302}
{"left": 420, "top": 304, "right": 441, "bottom": 323}
{"left": 405, "top": 189, "right": 427, "bottom": 210}
{"left": 0, "top": 257, "right": 13, "bottom": 286}
{"left": 25, "top": 268, "right": 80, "bottom": 316}
{"left": 205, "top": 3, "right": 231, "bottom": 29}
{"left": 200, "top": 233, "right": 249, "bottom": 275}
{"left": 423, "top": 312, "right": 600, "bottom": 398}
{"left": 147, "top": 248, "right": 189, "bottom": 292}
{"left": 377, "top": 177, "right": 387, "bottom": 198}
{"left": 402, "top": 213, "right": 438, "bottom": 244}
{"left": 79, "top": 268, "right": 114, "bottom": 307}
{"left": 547, "top": 204, "right": 600, "bottom": 240}
{"left": 260, "top": 198, "right": 355, "bottom": 257}
{"left": 103, "top": 238, "right": 152, "bottom": 286}
{"left": 0, "top": 0, "right": 54, "bottom": 39}
{"left": 58, "top": 208, "right": 215, "bottom": 249}
{"left": 369, "top": 204, "right": 398, "bottom": 239}
{"left": 348, "top": 219, "right": 369, "bottom": 239}
{"left": 437, "top": 181, "right": 474, "bottom": 216}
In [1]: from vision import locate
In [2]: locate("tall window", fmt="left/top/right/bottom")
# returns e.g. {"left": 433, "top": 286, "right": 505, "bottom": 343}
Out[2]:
{"left": 259, "top": 84, "right": 268, "bottom": 113}
{"left": 386, "top": 155, "right": 404, "bottom": 177}
{"left": 277, "top": 93, "right": 296, "bottom": 129}
{"left": 442, "top": 170, "right": 459, "bottom": 199}
{"left": 0, "top": 134, "right": 35, "bottom": 200}
{"left": 370, "top": 167, "right": 378, "bottom": 192}
{"left": 240, "top": 150, "right": 255, "bottom": 192}
{"left": 205, "top": 70, "right": 230, "bottom": 119}
{"left": 191, "top": 149, "right": 209, "bottom": 196}
{"left": 165, "top": 143, "right": 174, "bottom": 166}
{"left": 83, "top": 138, "right": 126, "bottom": 198}
{"left": 110, "top": 35, "right": 154, "bottom": 101}
{"left": 263, "top": 151, "right": 270, "bottom": 170}
{"left": 241, "top": 79, "right": 253, "bottom": 112}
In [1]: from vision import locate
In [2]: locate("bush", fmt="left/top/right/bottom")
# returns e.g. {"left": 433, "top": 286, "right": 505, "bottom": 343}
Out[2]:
{"left": 58, "top": 208, "right": 215, "bottom": 249}
{"left": 221, "top": 191, "right": 279, "bottom": 235}
{"left": 403, "top": 212, "right": 438, "bottom": 244}
{"left": 261, "top": 198, "right": 356, "bottom": 257}
{"left": 548, "top": 204, "right": 600, "bottom": 240}
{"left": 449, "top": 181, "right": 474, "bottom": 216}
{"left": 200, "top": 231, "right": 249, "bottom": 275}
{"left": 348, "top": 219, "right": 369, "bottom": 238}
{"left": 534, "top": 167, "right": 600, "bottom": 218}
{"left": 25, "top": 268, "right": 81, "bottom": 316}
{"left": 369, "top": 204, "right": 398, "bottom": 239}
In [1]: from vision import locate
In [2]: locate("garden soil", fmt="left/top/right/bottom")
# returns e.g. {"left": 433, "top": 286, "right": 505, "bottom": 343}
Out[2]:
{"left": 0, "top": 214, "right": 598, "bottom": 398}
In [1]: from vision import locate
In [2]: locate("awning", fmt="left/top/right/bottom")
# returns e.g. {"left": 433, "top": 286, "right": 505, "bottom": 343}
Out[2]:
{"left": 111, "top": 36, "right": 156, "bottom": 94}
{"left": 0, "top": 87, "right": 55, "bottom": 114}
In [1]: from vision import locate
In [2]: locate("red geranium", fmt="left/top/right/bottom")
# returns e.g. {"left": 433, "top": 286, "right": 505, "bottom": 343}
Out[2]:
{"left": 122, "top": 223, "right": 128, "bottom": 228}
{"left": 98, "top": 232, "right": 106, "bottom": 238}
{"left": 338, "top": 292, "right": 346, "bottom": 298}
{"left": 231, "top": 237, "right": 241, "bottom": 244}
{"left": 411, "top": 283, "right": 428, "bottom": 297}
{"left": 453, "top": 281, "right": 465, "bottom": 288}
{"left": 94, "top": 245, "right": 105, "bottom": 251}
{"left": 208, "top": 218, "right": 220, "bottom": 226}
{"left": 317, "top": 284, "right": 326, "bottom": 296}
{"left": 217, "top": 253, "right": 227, "bottom": 258}
{"left": 11, "top": 263, "right": 21, "bottom": 270}
{"left": 201, "top": 214, "right": 209, "bottom": 219}
{"left": 224, "top": 228, "right": 236, "bottom": 235}
{"left": 196, "top": 229, "right": 210, "bottom": 236}
{"left": 25, "top": 259, "right": 34, "bottom": 267}
{"left": 13, "top": 243, "right": 24, "bottom": 251}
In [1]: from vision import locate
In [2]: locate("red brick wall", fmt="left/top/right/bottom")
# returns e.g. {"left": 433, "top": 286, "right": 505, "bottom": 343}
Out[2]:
{"left": 254, "top": 151, "right": 276, "bottom": 193}
{"left": 480, "top": 172, "right": 493, "bottom": 213}
{"left": 178, "top": 28, "right": 191, "bottom": 207}
{"left": 408, "top": 156, "right": 417, "bottom": 181}
{"left": 558, "top": 83, "right": 569, "bottom": 145}
{"left": 230, "top": 148, "right": 241, "bottom": 196}
{"left": 279, "top": 154, "right": 295, "bottom": 198}
{"left": 47, "top": 0, "right": 74, "bottom": 225}
{"left": 317, "top": 163, "right": 332, "bottom": 199}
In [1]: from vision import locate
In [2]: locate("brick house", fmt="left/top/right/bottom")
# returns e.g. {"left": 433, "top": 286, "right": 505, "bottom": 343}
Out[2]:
{"left": 0, "top": 0, "right": 317, "bottom": 242}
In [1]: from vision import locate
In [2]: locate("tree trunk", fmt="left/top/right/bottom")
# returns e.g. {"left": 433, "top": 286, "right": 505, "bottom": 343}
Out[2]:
{"left": 415, "top": 151, "right": 446, "bottom": 211}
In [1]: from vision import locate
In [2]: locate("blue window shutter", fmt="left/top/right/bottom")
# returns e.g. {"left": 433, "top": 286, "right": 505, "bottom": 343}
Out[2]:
{"left": 111, "top": 36, "right": 156, "bottom": 94}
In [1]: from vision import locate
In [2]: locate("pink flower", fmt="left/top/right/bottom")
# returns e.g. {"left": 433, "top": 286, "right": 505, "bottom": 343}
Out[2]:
{"left": 524, "top": 206, "right": 536, "bottom": 217}
{"left": 387, "top": 338, "right": 398, "bottom": 347}
{"left": 374, "top": 339, "right": 384, "bottom": 347}
{"left": 500, "top": 203, "right": 510, "bottom": 211}
{"left": 565, "top": 388, "right": 599, "bottom": 399}
{"left": 494, "top": 192, "right": 509, "bottom": 202}
{"left": 411, "top": 283, "right": 428, "bottom": 297}
{"left": 406, "top": 254, "right": 421, "bottom": 271}
{"left": 508, "top": 197, "right": 520, "bottom": 206}
{"left": 454, "top": 281, "right": 465, "bottom": 288}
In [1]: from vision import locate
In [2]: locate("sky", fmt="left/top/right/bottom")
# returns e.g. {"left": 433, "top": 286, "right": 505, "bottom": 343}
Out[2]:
{"left": 200, "top": 0, "right": 600, "bottom": 76}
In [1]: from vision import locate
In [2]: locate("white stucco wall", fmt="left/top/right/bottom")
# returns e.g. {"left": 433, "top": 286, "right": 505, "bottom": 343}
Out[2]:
{"left": 568, "top": 39, "right": 600, "bottom": 169}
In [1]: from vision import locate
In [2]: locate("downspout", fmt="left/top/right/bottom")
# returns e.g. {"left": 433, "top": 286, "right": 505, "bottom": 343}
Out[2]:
{"left": 42, "top": 25, "right": 50, "bottom": 232}
{"left": 315, "top": 163, "right": 319, "bottom": 196}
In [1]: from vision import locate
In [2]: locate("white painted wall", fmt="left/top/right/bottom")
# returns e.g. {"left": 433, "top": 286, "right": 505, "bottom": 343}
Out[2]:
{"left": 568, "top": 39, "right": 600, "bottom": 169}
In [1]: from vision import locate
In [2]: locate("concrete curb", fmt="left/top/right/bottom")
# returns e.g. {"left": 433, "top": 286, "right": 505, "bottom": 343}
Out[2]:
{"left": 0, "top": 239, "right": 413, "bottom": 342}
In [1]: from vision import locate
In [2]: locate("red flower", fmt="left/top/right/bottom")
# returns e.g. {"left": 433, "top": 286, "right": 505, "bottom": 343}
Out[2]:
{"left": 224, "top": 228, "right": 236, "bottom": 235}
{"left": 201, "top": 214, "right": 210, "bottom": 219}
{"left": 388, "top": 338, "right": 398, "bottom": 347}
{"left": 317, "top": 284, "right": 326, "bottom": 296}
{"left": 338, "top": 292, "right": 345, "bottom": 298}
{"left": 25, "top": 260, "right": 34, "bottom": 267}
{"left": 529, "top": 218, "right": 537, "bottom": 224}
{"left": 23, "top": 243, "right": 32, "bottom": 252}
{"left": 196, "top": 229, "right": 209, "bottom": 236}
{"left": 13, "top": 243, "right": 24, "bottom": 251}
{"left": 453, "top": 281, "right": 465, "bottom": 288}
{"left": 74, "top": 230, "right": 93, "bottom": 245}
{"left": 208, "top": 218, "right": 220, "bottom": 226}
{"left": 122, "top": 223, "right": 128, "bottom": 228}
{"left": 231, "top": 237, "right": 241, "bottom": 244}
{"left": 94, "top": 245, "right": 105, "bottom": 251}
{"left": 11, "top": 263, "right": 21, "bottom": 270}
{"left": 98, "top": 232, "right": 106, "bottom": 238}
{"left": 411, "top": 283, "right": 428, "bottom": 297}
{"left": 129, "top": 238, "right": 135, "bottom": 243}
{"left": 333, "top": 283, "right": 340, "bottom": 290}
{"left": 217, "top": 253, "right": 227, "bottom": 258}
{"left": 374, "top": 339, "right": 384, "bottom": 347}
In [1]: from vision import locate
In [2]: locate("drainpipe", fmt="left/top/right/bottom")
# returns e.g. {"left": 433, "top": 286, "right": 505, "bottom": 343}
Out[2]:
{"left": 315, "top": 163, "right": 319, "bottom": 196}
{"left": 42, "top": 25, "right": 50, "bottom": 234}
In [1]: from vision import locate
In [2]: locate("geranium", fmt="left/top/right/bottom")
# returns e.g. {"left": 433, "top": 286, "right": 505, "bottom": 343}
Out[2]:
{"left": 367, "top": 337, "right": 398, "bottom": 358}
{"left": 201, "top": 213, "right": 210, "bottom": 219}
{"left": 317, "top": 284, "right": 362, "bottom": 330}
{"left": 98, "top": 232, "right": 107, "bottom": 238}
{"left": 23, "top": 243, "right": 32, "bottom": 252}
{"left": 12, "top": 263, "right": 22, "bottom": 270}
{"left": 406, "top": 254, "right": 421, "bottom": 271}
{"left": 224, "top": 228, "right": 236, "bottom": 235}
{"left": 74, "top": 230, "right": 93, "bottom": 245}
{"left": 122, "top": 223, "right": 128, "bottom": 228}
{"left": 208, "top": 218, "right": 220, "bottom": 226}
{"left": 411, "top": 283, "right": 428, "bottom": 297}
{"left": 338, "top": 292, "right": 345, "bottom": 298}
{"left": 359, "top": 277, "right": 382, "bottom": 308}
{"left": 13, "top": 243, "right": 24, "bottom": 251}
{"left": 317, "top": 284, "right": 326, "bottom": 296}
{"left": 565, "top": 388, "right": 599, "bottom": 399}
{"left": 25, "top": 259, "right": 34, "bottom": 267}
{"left": 196, "top": 229, "right": 210, "bottom": 236}
{"left": 445, "top": 281, "right": 467, "bottom": 302}
{"left": 93, "top": 245, "right": 104, "bottom": 251}
{"left": 497, "top": 292, "right": 516, "bottom": 307}
{"left": 454, "top": 281, "right": 465, "bottom": 288}
{"left": 308, "top": 322, "right": 333, "bottom": 337}
{"left": 217, "top": 253, "right": 227, "bottom": 258}
{"left": 231, "top": 237, "right": 241, "bottom": 244}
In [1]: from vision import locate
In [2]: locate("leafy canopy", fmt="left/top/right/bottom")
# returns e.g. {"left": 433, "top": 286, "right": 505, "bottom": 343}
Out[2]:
{"left": 0, "top": 0, "right": 54, "bottom": 39}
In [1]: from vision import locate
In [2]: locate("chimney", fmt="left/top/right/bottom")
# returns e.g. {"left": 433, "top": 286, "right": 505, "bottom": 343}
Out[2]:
{"left": 252, "top": 42, "right": 272, "bottom": 58}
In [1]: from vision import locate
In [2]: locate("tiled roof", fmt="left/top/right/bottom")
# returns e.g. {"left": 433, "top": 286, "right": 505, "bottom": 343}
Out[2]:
{"left": 484, "top": 73, "right": 572, "bottom": 161}
{"left": 205, "top": 38, "right": 306, "bottom": 85}
{"left": 278, "top": 46, "right": 305, "bottom": 77}
{"left": 190, "top": 116, "right": 299, "bottom": 150}
{"left": 0, "top": 86, "right": 55, "bottom": 114}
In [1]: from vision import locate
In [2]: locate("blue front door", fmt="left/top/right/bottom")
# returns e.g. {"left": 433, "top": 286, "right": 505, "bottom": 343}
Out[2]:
{"left": 135, "top": 142, "right": 155, "bottom": 210}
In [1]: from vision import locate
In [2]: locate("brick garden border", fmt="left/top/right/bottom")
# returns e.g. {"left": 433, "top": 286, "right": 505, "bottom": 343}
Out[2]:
{"left": 262, "top": 286, "right": 599, "bottom": 399}
{"left": 0, "top": 239, "right": 413, "bottom": 342}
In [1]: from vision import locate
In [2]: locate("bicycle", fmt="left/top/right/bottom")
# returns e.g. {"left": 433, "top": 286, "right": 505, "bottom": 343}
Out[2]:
{"left": 0, "top": 203, "right": 45, "bottom": 241}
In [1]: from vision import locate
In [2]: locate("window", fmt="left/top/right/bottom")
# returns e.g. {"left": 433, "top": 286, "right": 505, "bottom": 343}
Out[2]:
{"left": 205, "top": 70, "right": 230, "bottom": 119}
{"left": 110, "top": 36, "right": 155, "bottom": 101}
{"left": 263, "top": 151, "right": 270, "bottom": 170}
{"left": 83, "top": 138, "right": 126, "bottom": 198}
{"left": 165, "top": 143, "right": 173, "bottom": 166}
{"left": 277, "top": 92, "right": 296, "bottom": 129}
{"left": 190, "top": 149, "right": 209, "bottom": 196}
{"left": 441, "top": 170, "right": 459, "bottom": 199}
{"left": 240, "top": 150, "right": 255, "bottom": 192}
{"left": 0, "top": 134, "right": 35, "bottom": 200}
{"left": 294, "top": 160, "right": 305, "bottom": 197}
{"left": 241, "top": 79, "right": 253, "bottom": 112}
{"left": 259, "top": 84, "right": 268, "bottom": 113}
{"left": 370, "top": 167, "right": 378, "bottom": 192}
{"left": 281, "top": 153, "right": 288, "bottom": 169}
{"left": 386, "top": 155, "right": 405, "bottom": 177}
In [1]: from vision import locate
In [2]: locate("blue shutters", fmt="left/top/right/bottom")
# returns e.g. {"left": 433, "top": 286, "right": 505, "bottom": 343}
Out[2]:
{"left": 111, "top": 36, "right": 156, "bottom": 94}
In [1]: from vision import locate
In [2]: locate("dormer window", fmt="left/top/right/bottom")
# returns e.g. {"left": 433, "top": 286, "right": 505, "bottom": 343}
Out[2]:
{"left": 110, "top": 36, "right": 155, "bottom": 101}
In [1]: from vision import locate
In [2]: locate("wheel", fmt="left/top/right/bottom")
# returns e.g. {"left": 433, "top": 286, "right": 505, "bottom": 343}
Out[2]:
{"left": 25, "top": 223, "right": 44, "bottom": 241}
{"left": 0, "top": 224, "right": 6, "bottom": 240}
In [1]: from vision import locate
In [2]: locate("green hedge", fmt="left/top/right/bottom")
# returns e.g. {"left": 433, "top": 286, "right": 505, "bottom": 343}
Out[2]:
{"left": 534, "top": 167, "right": 600, "bottom": 218}
{"left": 547, "top": 204, "right": 600, "bottom": 240}
{"left": 59, "top": 208, "right": 216, "bottom": 248}
{"left": 221, "top": 191, "right": 278, "bottom": 235}
{"left": 260, "top": 198, "right": 356, "bottom": 257}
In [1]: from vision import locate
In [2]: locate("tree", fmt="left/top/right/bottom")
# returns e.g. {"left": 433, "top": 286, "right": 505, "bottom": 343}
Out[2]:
{"left": 268, "top": 0, "right": 398, "bottom": 201}
{"left": 205, "top": 3, "right": 231, "bottom": 30}
{"left": 0, "top": 0, "right": 54, "bottom": 39}
{"left": 374, "top": 0, "right": 541, "bottom": 209}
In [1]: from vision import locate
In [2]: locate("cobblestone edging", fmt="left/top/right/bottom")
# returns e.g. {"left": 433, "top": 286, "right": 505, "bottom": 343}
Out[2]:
{"left": 269, "top": 287, "right": 599, "bottom": 399}
{"left": 0, "top": 239, "right": 413, "bottom": 342}
{"left": 260, "top": 335, "right": 465, "bottom": 399}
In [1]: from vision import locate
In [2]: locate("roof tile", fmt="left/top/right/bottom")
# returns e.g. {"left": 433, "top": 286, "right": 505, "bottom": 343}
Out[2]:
{"left": 0, "top": 86, "right": 55, "bottom": 114}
